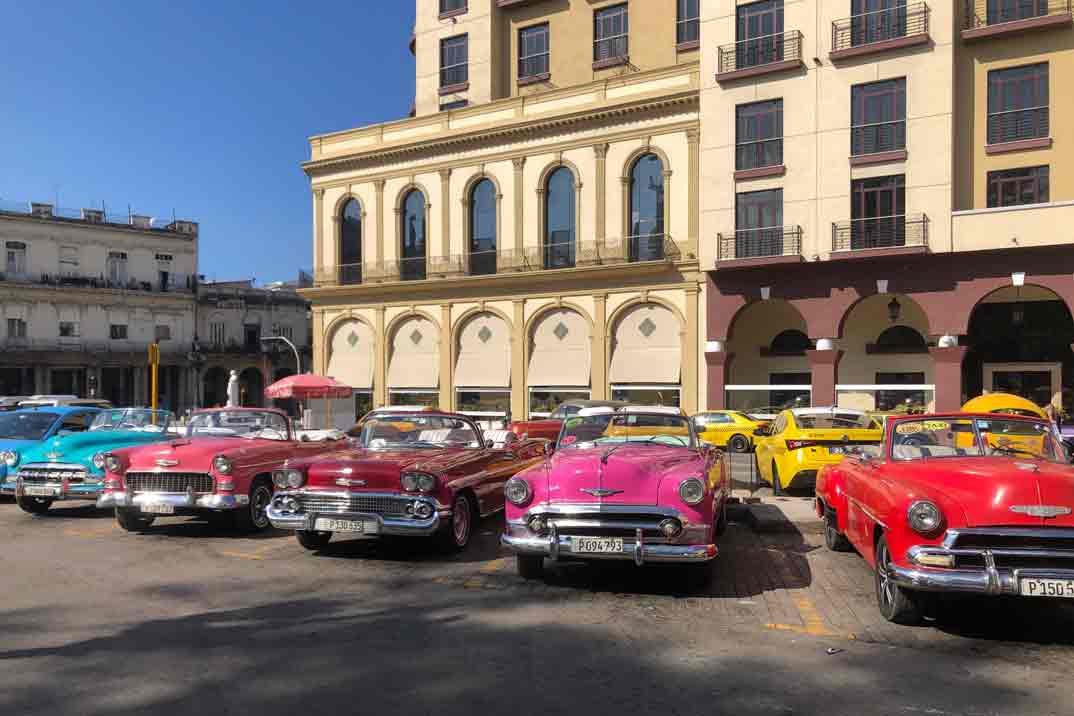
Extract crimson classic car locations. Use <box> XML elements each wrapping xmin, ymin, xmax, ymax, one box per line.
<box><xmin>816</xmin><ymin>412</ymin><xmax>1074</xmax><ymax>625</ymax></box>
<box><xmin>265</xmin><ymin>410</ymin><xmax>549</xmax><ymax>552</ymax></box>
<box><xmin>508</xmin><ymin>399</ymin><xmax>627</xmax><ymax>442</ymax></box>
<box><xmin>97</xmin><ymin>407</ymin><xmax>346</xmax><ymax>533</ymax></box>
<box><xmin>501</xmin><ymin>406</ymin><xmax>730</xmax><ymax>585</ymax></box>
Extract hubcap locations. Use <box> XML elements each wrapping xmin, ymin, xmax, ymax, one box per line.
<box><xmin>252</xmin><ymin>487</ymin><xmax>271</xmax><ymax>528</ymax></box>
<box><xmin>453</xmin><ymin>497</ymin><xmax>470</xmax><ymax>545</ymax></box>
<box><xmin>878</xmin><ymin>543</ymin><xmax>895</xmax><ymax>608</ymax></box>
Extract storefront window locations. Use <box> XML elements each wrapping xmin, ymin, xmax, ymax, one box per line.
<box><xmin>726</xmin><ymin>373</ymin><xmax>811</xmax><ymax>412</ymax></box>
<box><xmin>610</xmin><ymin>385</ymin><xmax>681</xmax><ymax>407</ymax></box>
<box><xmin>388</xmin><ymin>391</ymin><xmax>438</xmax><ymax>409</ymax></box>
<box><xmin>529</xmin><ymin>388</ymin><xmax>590</xmax><ymax>417</ymax></box>
<box><xmin>457</xmin><ymin>390</ymin><xmax>511</xmax><ymax>428</ymax></box>
<box><xmin>874</xmin><ymin>372</ymin><xmax>928</xmax><ymax>412</ymax></box>
<box><xmin>354</xmin><ymin>391</ymin><xmax>373</xmax><ymax>420</ymax></box>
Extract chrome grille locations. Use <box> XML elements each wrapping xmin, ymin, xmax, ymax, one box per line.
<box><xmin>543</xmin><ymin>509</ymin><xmax>673</xmax><ymax>539</ymax></box>
<box><xmin>18</xmin><ymin>466</ymin><xmax>87</xmax><ymax>483</ymax></box>
<box><xmin>948</xmin><ymin>528</ymin><xmax>1074</xmax><ymax>571</ymax></box>
<box><xmin>126</xmin><ymin>472</ymin><xmax>213</xmax><ymax>494</ymax></box>
<box><xmin>296</xmin><ymin>493</ymin><xmax>408</xmax><ymax>517</ymax></box>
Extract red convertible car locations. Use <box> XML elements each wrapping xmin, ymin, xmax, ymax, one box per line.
<box><xmin>266</xmin><ymin>410</ymin><xmax>549</xmax><ymax>552</ymax></box>
<box><xmin>508</xmin><ymin>400</ymin><xmax>627</xmax><ymax>442</ymax></box>
<box><xmin>816</xmin><ymin>412</ymin><xmax>1074</xmax><ymax>625</ymax></box>
<box><xmin>98</xmin><ymin>407</ymin><xmax>347</xmax><ymax>533</ymax></box>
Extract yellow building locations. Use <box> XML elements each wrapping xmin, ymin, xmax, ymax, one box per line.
<box><xmin>303</xmin><ymin>0</ymin><xmax>705</xmax><ymax>423</ymax></box>
<box><xmin>701</xmin><ymin>0</ymin><xmax>1074</xmax><ymax>416</ymax></box>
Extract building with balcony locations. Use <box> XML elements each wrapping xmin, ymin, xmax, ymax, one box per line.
<box><xmin>303</xmin><ymin>0</ymin><xmax>704</xmax><ymax>424</ymax></box>
<box><xmin>0</xmin><ymin>200</ymin><xmax>198</xmax><ymax>410</ymax></box>
<box><xmin>701</xmin><ymin>0</ymin><xmax>1074</xmax><ymax>417</ymax></box>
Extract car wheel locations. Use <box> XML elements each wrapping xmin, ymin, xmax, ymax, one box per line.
<box><xmin>714</xmin><ymin>498</ymin><xmax>729</xmax><ymax>537</ymax></box>
<box><xmin>728</xmin><ymin>434</ymin><xmax>750</xmax><ymax>453</ymax></box>
<box><xmin>875</xmin><ymin>535</ymin><xmax>924</xmax><ymax>625</ymax></box>
<box><xmin>16</xmin><ymin>495</ymin><xmax>52</xmax><ymax>515</ymax></box>
<box><xmin>517</xmin><ymin>555</ymin><xmax>544</xmax><ymax>580</ymax></box>
<box><xmin>823</xmin><ymin>512</ymin><xmax>852</xmax><ymax>552</ymax></box>
<box><xmin>296</xmin><ymin>530</ymin><xmax>332</xmax><ymax>551</ymax></box>
<box><xmin>439</xmin><ymin>493</ymin><xmax>474</xmax><ymax>552</ymax></box>
<box><xmin>771</xmin><ymin>463</ymin><xmax>784</xmax><ymax>495</ymax></box>
<box><xmin>115</xmin><ymin>508</ymin><xmax>155</xmax><ymax>532</ymax></box>
<box><xmin>234</xmin><ymin>479</ymin><xmax>273</xmax><ymax>533</ymax></box>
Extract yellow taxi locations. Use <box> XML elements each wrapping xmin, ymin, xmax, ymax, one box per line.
<box><xmin>692</xmin><ymin>410</ymin><xmax>768</xmax><ymax>453</ymax></box>
<box><xmin>753</xmin><ymin>408</ymin><xmax>883</xmax><ymax>494</ymax></box>
<box><xmin>960</xmin><ymin>393</ymin><xmax>1048</xmax><ymax>419</ymax></box>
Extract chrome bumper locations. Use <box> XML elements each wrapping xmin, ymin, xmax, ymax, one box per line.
<box><xmin>14</xmin><ymin>481</ymin><xmax>103</xmax><ymax>501</ymax></box>
<box><xmin>0</xmin><ymin>480</ymin><xmax>15</xmax><ymax>496</ymax></box>
<box><xmin>265</xmin><ymin>491</ymin><xmax>447</xmax><ymax>537</ymax></box>
<box><xmin>894</xmin><ymin>545</ymin><xmax>1074</xmax><ymax>595</ymax></box>
<box><xmin>501</xmin><ymin>524</ymin><xmax>717</xmax><ymax>565</ymax></box>
<box><xmin>97</xmin><ymin>491</ymin><xmax>246</xmax><ymax>510</ymax></box>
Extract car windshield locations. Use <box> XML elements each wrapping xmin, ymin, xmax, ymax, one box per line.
<box><xmin>358</xmin><ymin>414</ymin><xmax>481</xmax><ymax>449</ymax></box>
<box><xmin>187</xmin><ymin>410</ymin><xmax>290</xmax><ymax>441</ymax></box>
<box><xmin>558</xmin><ymin>413</ymin><xmax>697</xmax><ymax>450</ymax></box>
<box><xmin>90</xmin><ymin>409</ymin><xmax>171</xmax><ymax>432</ymax></box>
<box><xmin>795</xmin><ymin>412</ymin><xmax>877</xmax><ymax>430</ymax></box>
<box><xmin>890</xmin><ymin>417</ymin><xmax>1064</xmax><ymax>462</ymax></box>
<box><xmin>0</xmin><ymin>412</ymin><xmax>59</xmax><ymax>440</ymax></box>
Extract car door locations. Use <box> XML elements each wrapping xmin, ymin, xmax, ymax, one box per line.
<box><xmin>755</xmin><ymin>412</ymin><xmax>784</xmax><ymax>480</ymax></box>
<box><xmin>59</xmin><ymin>411</ymin><xmax>94</xmax><ymax>435</ymax></box>
<box><xmin>767</xmin><ymin>412</ymin><xmax>792</xmax><ymax>477</ymax></box>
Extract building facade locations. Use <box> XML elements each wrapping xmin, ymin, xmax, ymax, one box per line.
<box><xmin>304</xmin><ymin>0</ymin><xmax>705</xmax><ymax>424</ymax></box>
<box><xmin>0</xmin><ymin>201</ymin><xmax>199</xmax><ymax>411</ymax></box>
<box><xmin>701</xmin><ymin>0</ymin><xmax>1074</xmax><ymax>416</ymax></box>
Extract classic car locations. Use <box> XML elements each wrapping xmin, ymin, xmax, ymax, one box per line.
<box><xmin>692</xmin><ymin>410</ymin><xmax>769</xmax><ymax>452</ymax></box>
<box><xmin>501</xmin><ymin>406</ymin><xmax>730</xmax><ymax>585</ymax></box>
<box><xmin>10</xmin><ymin>408</ymin><xmax>173</xmax><ymax>514</ymax></box>
<box><xmin>816</xmin><ymin>412</ymin><xmax>1074</xmax><ymax>625</ymax></box>
<box><xmin>266</xmin><ymin>410</ymin><xmax>549</xmax><ymax>552</ymax></box>
<box><xmin>508</xmin><ymin>399</ymin><xmax>628</xmax><ymax>442</ymax></box>
<box><xmin>97</xmin><ymin>407</ymin><xmax>348</xmax><ymax>533</ymax></box>
<box><xmin>0</xmin><ymin>406</ymin><xmax>102</xmax><ymax>495</ymax></box>
<box><xmin>753</xmin><ymin>407</ymin><xmax>882</xmax><ymax>494</ymax></box>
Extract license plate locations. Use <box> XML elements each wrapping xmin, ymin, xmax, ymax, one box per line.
<box><xmin>314</xmin><ymin>517</ymin><xmax>371</xmax><ymax>533</ymax></box>
<box><xmin>141</xmin><ymin>503</ymin><xmax>175</xmax><ymax>515</ymax></box>
<box><xmin>573</xmin><ymin>536</ymin><xmax>624</xmax><ymax>554</ymax></box>
<box><xmin>23</xmin><ymin>485</ymin><xmax>58</xmax><ymax>497</ymax></box>
<box><xmin>828</xmin><ymin>446</ymin><xmax>845</xmax><ymax>454</ymax></box>
<box><xmin>1019</xmin><ymin>578</ymin><xmax>1074</xmax><ymax>598</ymax></box>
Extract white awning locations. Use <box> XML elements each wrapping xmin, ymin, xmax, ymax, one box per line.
<box><xmin>609</xmin><ymin>303</ymin><xmax>681</xmax><ymax>384</ymax></box>
<box><xmin>388</xmin><ymin>316</ymin><xmax>439</xmax><ymax>389</ymax></box>
<box><xmin>454</xmin><ymin>312</ymin><xmax>510</xmax><ymax>388</ymax></box>
<box><xmin>527</xmin><ymin>309</ymin><xmax>590</xmax><ymax>386</ymax></box>
<box><xmin>326</xmin><ymin>320</ymin><xmax>375</xmax><ymax>389</ymax></box>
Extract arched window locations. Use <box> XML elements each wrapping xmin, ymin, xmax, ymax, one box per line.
<box><xmin>544</xmin><ymin>167</ymin><xmax>576</xmax><ymax>269</ymax></box>
<box><xmin>769</xmin><ymin>329</ymin><xmax>811</xmax><ymax>355</ymax></box>
<box><xmin>629</xmin><ymin>153</ymin><xmax>665</xmax><ymax>261</ymax></box>
<box><xmin>339</xmin><ymin>199</ymin><xmax>362</xmax><ymax>285</ymax></box>
<box><xmin>470</xmin><ymin>179</ymin><xmax>497</xmax><ymax>276</ymax></box>
<box><xmin>401</xmin><ymin>189</ymin><xmax>426</xmax><ymax>281</ymax></box>
<box><xmin>874</xmin><ymin>325</ymin><xmax>927</xmax><ymax>353</ymax></box>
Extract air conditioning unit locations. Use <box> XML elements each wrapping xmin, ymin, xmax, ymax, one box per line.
<box><xmin>31</xmin><ymin>203</ymin><xmax>54</xmax><ymax>218</ymax></box>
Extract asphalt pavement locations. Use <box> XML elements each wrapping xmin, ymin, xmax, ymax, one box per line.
<box><xmin>1</xmin><ymin>497</ymin><xmax>1073</xmax><ymax>716</ymax></box>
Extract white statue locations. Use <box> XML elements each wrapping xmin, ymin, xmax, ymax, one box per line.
<box><xmin>226</xmin><ymin>370</ymin><xmax>240</xmax><ymax>407</ymax></box>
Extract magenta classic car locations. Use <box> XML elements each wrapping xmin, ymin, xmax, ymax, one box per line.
<box><xmin>266</xmin><ymin>410</ymin><xmax>549</xmax><ymax>552</ymax></box>
<box><xmin>501</xmin><ymin>407</ymin><xmax>730</xmax><ymax>584</ymax></box>
<box><xmin>97</xmin><ymin>407</ymin><xmax>347</xmax><ymax>533</ymax></box>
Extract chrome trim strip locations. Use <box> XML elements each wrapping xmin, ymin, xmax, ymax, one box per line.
<box><xmin>523</xmin><ymin>503</ymin><xmax>683</xmax><ymax>519</ymax></box>
<box><xmin>943</xmin><ymin>527</ymin><xmax>1074</xmax><ymax>549</ymax></box>
<box><xmin>274</xmin><ymin>489</ymin><xmax>449</xmax><ymax>511</ymax></box>
<box><xmin>266</xmin><ymin>504</ymin><xmax>442</xmax><ymax>537</ymax></box>
<box><xmin>502</xmin><ymin>532</ymin><xmax>717</xmax><ymax>564</ymax></box>
<box><xmin>97</xmin><ymin>491</ymin><xmax>241</xmax><ymax>510</ymax></box>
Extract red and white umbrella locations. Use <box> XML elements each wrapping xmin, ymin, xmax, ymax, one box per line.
<box><xmin>264</xmin><ymin>374</ymin><xmax>352</xmax><ymax>429</ymax></box>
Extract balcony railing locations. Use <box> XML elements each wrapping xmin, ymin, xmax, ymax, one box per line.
<box><xmin>717</xmin><ymin>30</ymin><xmax>803</xmax><ymax>78</ymax></box>
<box><xmin>987</xmin><ymin>106</ymin><xmax>1049</xmax><ymax>145</ymax></box>
<box><xmin>964</xmin><ymin>0</ymin><xmax>1071</xmax><ymax>30</ymax></box>
<box><xmin>717</xmin><ymin>226</ymin><xmax>803</xmax><ymax>262</ymax></box>
<box><xmin>736</xmin><ymin>137</ymin><xmax>783</xmax><ymax>171</ymax></box>
<box><xmin>0</xmin><ymin>269</ymin><xmax>195</xmax><ymax>293</ymax></box>
<box><xmin>311</xmin><ymin>236</ymin><xmax>682</xmax><ymax>287</ymax></box>
<box><xmin>832</xmin><ymin>2</ymin><xmax>930</xmax><ymax>53</ymax></box>
<box><xmin>851</xmin><ymin>119</ymin><xmax>906</xmax><ymax>156</ymax></box>
<box><xmin>832</xmin><ymin>214</ymin><xmax>929</xmax><ymax>252</ymax></box>
<box><xmin>0</xmin><ymin>199</ymin><xmax>195</xmax><ymax>235</ymax></box>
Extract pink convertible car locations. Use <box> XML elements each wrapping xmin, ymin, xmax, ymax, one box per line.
<box><xmin>501</xmin><ymin>407</ymin><xmax>730</xmax><ymax>585</ymax></box>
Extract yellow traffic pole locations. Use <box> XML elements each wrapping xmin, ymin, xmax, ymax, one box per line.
<box><xmin>148</xmin><ymin>343</ymin><xmax>160</xmax><ymax>424</ymax></box>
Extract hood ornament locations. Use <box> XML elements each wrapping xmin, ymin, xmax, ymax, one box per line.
<box><xmin>45</xmin><ymin>451</ymin><xmax>62</xmax><ymax>460</ymax></box>
<box><xmin>156</xmin><ymin>459</ymin><xmax>180</xmax><ymax>467</ymax></box>
<box><xmin>580</xmin><ymin>488</ymin><xmax>623</xmax><ymax>498</ymax></box>
<box><xmin>335</xmin><ymin>478</ymin><xmax>367</xmax><ymax>487</ymax></box>
<box><xmin>1010</xmin><ymin>505</ymin><xmax>1071</xmax><ymax>518</ymax></box>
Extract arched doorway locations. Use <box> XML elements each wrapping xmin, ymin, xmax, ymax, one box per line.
<box><xmin>838</xmin><ymin>293</ymin><xmax>932</xmax><ymax>412</ymax></box>
<box><xmin>455</xmin><ymin>311</ymin><xmax>511</xmax><ymax>427</ymax></box>
<box><xmin>339</xmin><ymin>198</ymin><xmax>362</xmax><ymax>285</ymax></box>
<box><xmin>544</xmin><ymin>167</ymin><xmax>576</xmax><ymax>269</ymax></box>
<box><xmin>965</xmin><ymin>285</ymin><xmax>1074</xmax><ymax>413</ymax></box>
<box><xmin>202</xmin><ymin>366</ymin><xmax>229</xmax><ymax>408</ymax></box>
<box><xmin>387</xmin><ymin>315</ymin><xmax>439</xmax><ymax>407</ymax></box>
<box><xmin>469</xmin><ymin>179</ymin><xmax>497</xmax><ymax>276</ymax></box>
<box><xmin>609</xmin><ymin>303</ymin><xmax>682</xmax><ymax>407</ymax></box>
<box><xmin>400</xmin><ymin>189</ymin><xmax>426</xmax><ymax>281</ymax></box>
<box><xmin>725</xmin><ymin>300</ymin><xmax>811</xmax><ymax>411</ymax></box>
<box><xmin>239</xmin><ymin>367</ymin><xmax>265</xmax><ymax>408</ymax></box>
<box><xmin>527</xmin><ymin>308</ymin><xmax>590</xmax><ymax>416</ymax></box>
<box><xmin>327</xmin><ymin>319</ymin><xmax>375</xmax><ymax>420</ymax></box>
<box><xmin>628</xmin><ymin>153</ymin><xmax>665</xmax><ymax>261</ymax></box>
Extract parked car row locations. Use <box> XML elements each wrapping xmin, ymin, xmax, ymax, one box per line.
<box><xmin>4</xmin><ymin>397</ymin><xmax>1074</xmax><ymax>629</ymax></box>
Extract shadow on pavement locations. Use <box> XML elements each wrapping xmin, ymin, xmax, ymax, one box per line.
<box><xmin>307</xmin><ymin>514</ymin><xmax>508</xmax><ymax>565</ymax></box>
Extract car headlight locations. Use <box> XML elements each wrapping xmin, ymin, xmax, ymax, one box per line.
<box><xmin>104</xmin><ymin>454</ymin><xmax>123</xmax><ymax>474</ymax></box>
<box><xmin>505</xmin><ymin>477</ymin><xmax>533</xmax><ymax>506</ymax></box>
<box><xmin>679</xmin><ymin>477</ymin><xmax>706</xmax><ymax>505</ymax></box>
<box><xmin>272</xmin><ymin>469</ymin><xmax>305</xmax><ymax>489</ymax></box>
<box><xmin>1</xmin><ymin>450</ymin><xmax>18</xmax><ymax>468</ymax></box>
<box><xmin>907</xmin><ymin>500</ymin><xmax>943</xmax><ymax>536</ymax></box>
<box><xmin>401</xmin><ymin>472</ymin><xmax>437</xmax><ymax>492</ymax></box>
<box><xmin>213</xmin><ymin>455</ymin><xmax>233</xmax><ymax>475</ymax></box>
<box><xmin>92</xmin><ymin>452</ymin><xmax>107</xmax><ymax>470</ymax></box>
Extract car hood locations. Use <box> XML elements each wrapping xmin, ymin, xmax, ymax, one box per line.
<box><xmin>883</xmin><ymin>457</ymin><xmax>1074</xmax><ymax>528</ymax></box>
<box><xmin>20</xmin><ymin>430</ymin><xmax>172</xmax><ymax>470</ymax></box>
<box><xmin>542</xmin><ymin>446</ymin><xmax>701</xmax><ymax>505</ymax></box>
<box><xmin>302</xmin><ymin>447</ymin><xmax>476</xmax><ymax>490</ymax></box>
<box><xmin>125</xmin><ymin>437</ymin><xmax>289</xmax><ymax>471</ymax></box>
<box><xmin>0</xmin><ymin>437</ymin><xmax>37</xmax><ymax>453</ymax></box>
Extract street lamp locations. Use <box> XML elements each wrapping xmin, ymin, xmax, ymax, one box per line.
<box><xmin>260</xmin><ymin>335</ymin><xmax>302</xmax><ymax>375</ymax></box>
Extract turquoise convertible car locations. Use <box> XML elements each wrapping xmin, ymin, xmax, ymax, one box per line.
<box><xmin>7</xmin><ymin>408</ymin><xmax>173</xmax><ymax>515</ymax></box>
<box><xmin>0</xmin><ymin>406</ymin><xmax>102</xmax><ymax>496</ymax></box>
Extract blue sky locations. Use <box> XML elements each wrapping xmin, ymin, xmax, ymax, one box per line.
<box><xmin>0</xmin><ymin>1</ymin><xmax>414</xmax><ymax>284</ymax></box>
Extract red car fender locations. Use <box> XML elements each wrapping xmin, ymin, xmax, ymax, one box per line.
<box><xmin>815</xmin><ymin>464</ymin><xmax>849</xmax><ymax>531</ymax></box>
